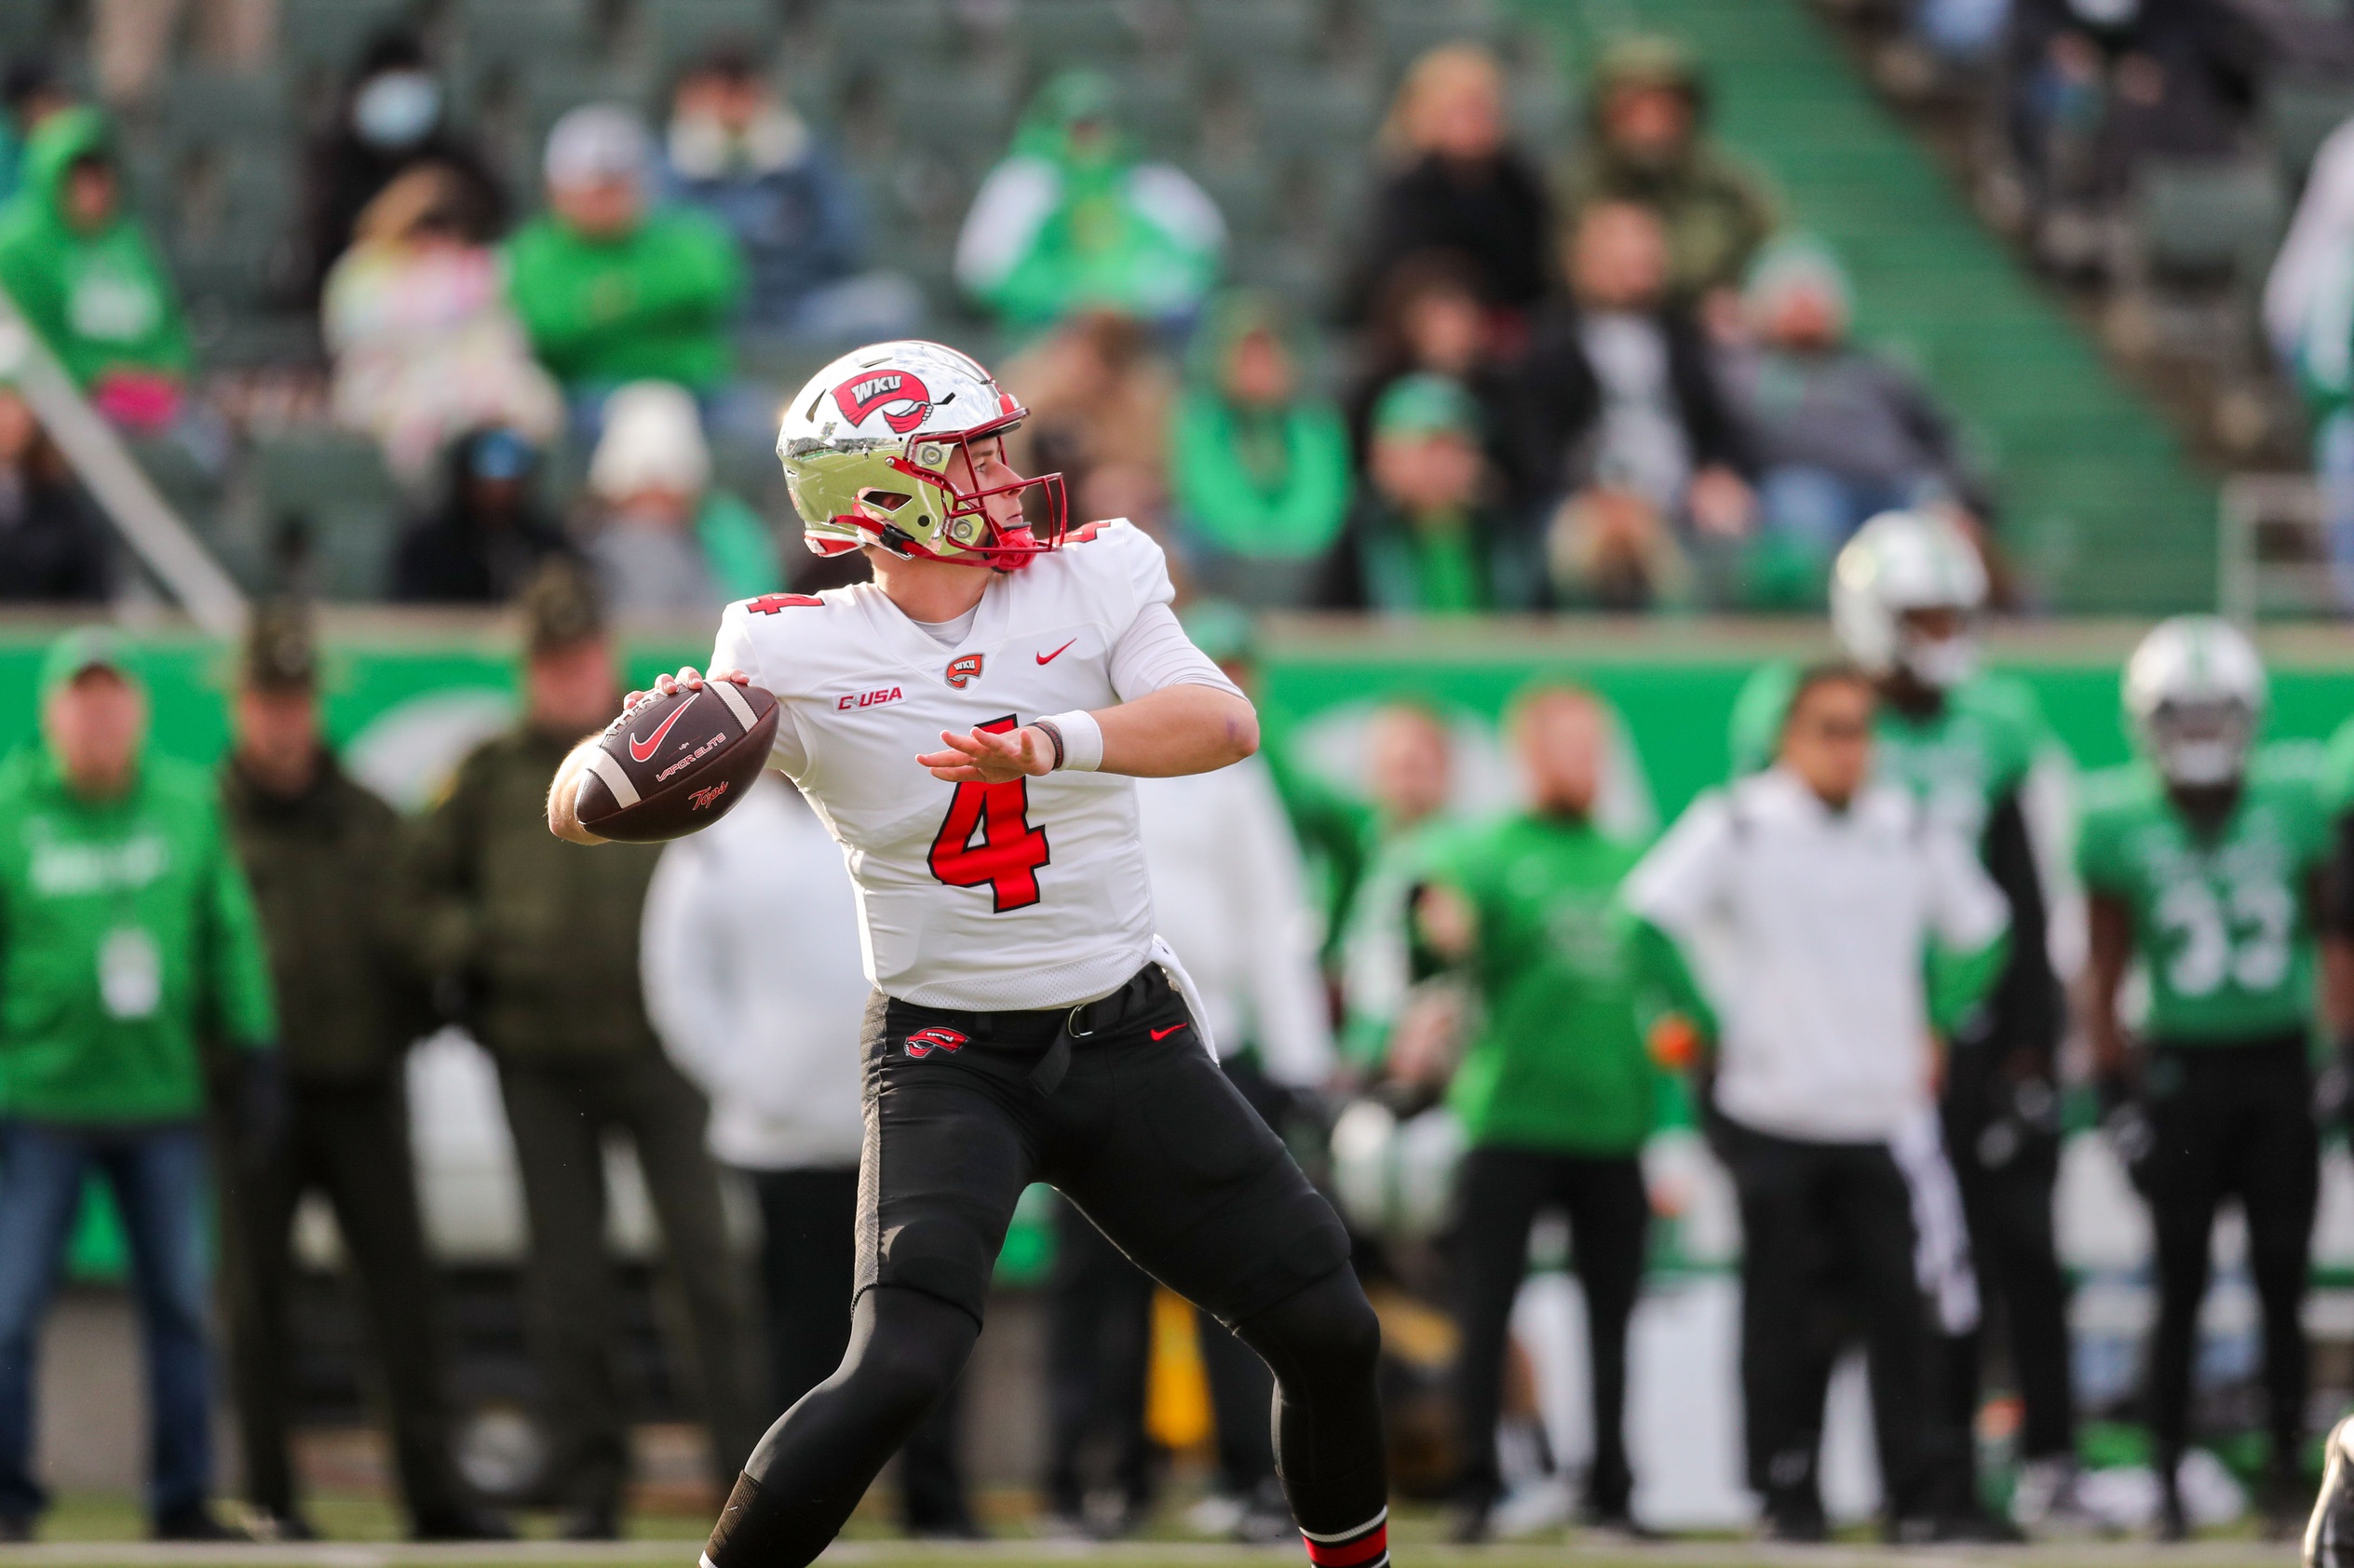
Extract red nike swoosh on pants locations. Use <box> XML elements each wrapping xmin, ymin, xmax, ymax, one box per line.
<box><xmin>628</xmin><ymin>696</ymin><xmax>696</xmax><ymax>762</ymax></box>
<box><xmin>1150</xmin><ymin>1023</ymin><xmax>1187</xmax><ymax>1041</ymax></box>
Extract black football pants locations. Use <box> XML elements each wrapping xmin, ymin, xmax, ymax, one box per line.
<box><xmin>2139</xmin><ymin>1035</ymin><xmax>2318</xmax><ymax>1477</ymax></box>
<box><xmin>705</xmin><ymin>966</ymin><xmax>1388</xmax><ymax>1568</ymax></box>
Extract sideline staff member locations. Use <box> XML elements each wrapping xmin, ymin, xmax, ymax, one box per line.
<box><xmin>1414</xmin><ymin>685</ymin><xmax>1656</xmax><ymax>1542</ymax></box>
<box><xmin>1624</xmin><ymin>663</ymin><xmax>2009</xmax><ymax>1542</ymax></box>
<box><xmin>2081</xmin><ymin>616</ymin><xmax>2339</xmax><ymax>1542</ymax></box>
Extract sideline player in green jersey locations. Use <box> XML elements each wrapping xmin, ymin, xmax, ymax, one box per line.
<box><xmin>1833</xmin><ymin>511</ymin><xmax>2080</xmax><ymax>1530</ymax></box>
<box><xmin>2081</xmin><ymin>616</ymin><xmax>2340</xmax><ymax>1541</ymax></box>
<box><xmin>1411</xmin><ymin>685</ymin><xmax>1657</xmax><ymax>1542</ymax></box>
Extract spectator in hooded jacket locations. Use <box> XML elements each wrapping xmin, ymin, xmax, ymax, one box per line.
<box><xmin>658</xmin><ymin>43</ymin><xmax>919</xmax><ymax>345</ymax></box>
<box><xmin>389</xmin><ymin>427</ymin><xmax>573</xmax><ymax>604</ymax></box>
<box><xmin>300</xmin><ymin>30</ymin><xmax>506</xmax><ymax>303</ymax></box>
<box><xmin>0</xmin><ymin>108</ymin><xmax>191</xmax><ymax>431</ymax></box>
<box><xmin>0</xmin><ymin>385</ymin><xmax>108</xmax><ymax>602</ymax></box>
<box><xmin>505</xmin><ymin>105</ymin><xmax>744</xmax><ymax>415</ymax></box>
<box><xmin>1170</xmin><ymin>291</ymin><xmax>1351</xmax><ymax>606</ymax></box>
<box><xmin>1718</xmin><ymin>237</ymin><xmax>1982</xmax><ymax>564</ymax></box>
<box><xmin>954</xmin><ymin>70</ymin><xmax>1224</xmax><ymax>331</ymax></box>
<box><xmin>1557</xmin><ymin>35</ymin><xmax>1776</xmax><ymax>310</ymax></box>
<box><xmin>323</xmin><ymin>166</ymin><xmax>561</xmax><ymax>485</ymax></box>
<box><xmin>1342</xmin><ymin>45</ymin><xmax>1552</xmax><ymax>331</ymax></box>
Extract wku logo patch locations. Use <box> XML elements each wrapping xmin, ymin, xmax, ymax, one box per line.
<box><xmin>945</xmin><ymin>653</ymin><xmax>984</xmax><ymax>689</ymax></box>
<box><xmin>832</xmin><ymin>370</ymin><xmax>934</xmax><ymax>435</ymax></box>
<box><xmin>747</xmin><ymin>593</ymin><xmax>824</xmax><ymax>614</ymax></box>
<box><xmin>904</xmin><ymin>1027</ymin><xmax>968</xmax><ymax>1058</ymax></box>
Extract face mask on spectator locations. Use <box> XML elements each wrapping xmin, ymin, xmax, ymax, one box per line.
<box><xmin>354</xmin><ymin>70</ymin><xmax>441</xmax><ymax>150</ymax></box>
<box><xmin>667</xmin><ymin>103</ymin><xmax>807</xmax><ymax>181</ymax></box>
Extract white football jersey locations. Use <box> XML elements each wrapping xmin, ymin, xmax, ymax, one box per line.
<box><xmin>710</xmin><ymin>520</ymin><xmax>1219</xmax><ymax>1011</ymax></box>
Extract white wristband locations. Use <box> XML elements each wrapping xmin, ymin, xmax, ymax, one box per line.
<box><xmin>1039</xmin><ymin>710</ymin><xmax>1103</xmax><ymax>772</ymax></box>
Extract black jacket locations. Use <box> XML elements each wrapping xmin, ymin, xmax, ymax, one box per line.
<box><xmin>1341</xmin><ymin>152</ymin><xmax>1554</xmax><ymax>322</ymax></box>
<box><xmin>1509</xmin><ymin>298</ymin><xmax>1751</xmax><ymax>510</ymax></box>
<box><xmin>0</xmin><ymin>471</ymin><xmax>110</xmax><ymax>602</ymax></box>
<box><xmin>389</xmin><ymin>504</ymin><xmax>573</xmax><ymax>604</ymax></box>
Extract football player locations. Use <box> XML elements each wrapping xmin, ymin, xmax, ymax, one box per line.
<box><xmin>546</xmin><ymin>342</ymin><xmax>1388</xmax><ymax>1568</ymax></box>
<box><xmin>1833</xmin><ymin>511</ymin><xmax>2080</xmax><ymax>1532</ymax></box>
<box><xmin>2081</xmin><ymin>617</ymin><xmax>2335</xmax><ymax>1540</ymax></box>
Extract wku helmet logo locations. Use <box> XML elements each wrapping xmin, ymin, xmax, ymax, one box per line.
<box><xmin>832</xmin><ymin>370</ymin><xmax>934</xmax><ymax>435</ymax></box>
<box><xmin>904</xmin><ymin>1027</ymin><xmax>968</xmax><ymax>1058</ymax></box>
<box><xmin>945</xmin><ymin>654</ymin><xmax>984</xmax><ymax>689</ymax></box>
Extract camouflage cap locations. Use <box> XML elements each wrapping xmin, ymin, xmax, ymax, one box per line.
<box><xmin>237</xmin><ymin>598</ymin><xmax>318</xmax><ymax>692</ymax></box>
<box><xmin>520</xmin><ymin>556</ymin><xmax>606</xmax><ymax>656</ymax></box>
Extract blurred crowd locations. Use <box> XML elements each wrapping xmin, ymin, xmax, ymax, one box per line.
<box><xmin>0</xmin><ymin>9</ymin><xmax>2002</xmax><ymax>615</ymax></box>
<box><xmin>5</xmin><ymin>504</ymin><xmax>2354</xmax><ymax>1543</ymax></box>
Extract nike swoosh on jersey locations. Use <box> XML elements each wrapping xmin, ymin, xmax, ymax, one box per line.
<box><xmin>628</xmin><ymin>696</ymin><xmax>697</xmax><ymax>762</ymax></box>
<box><xmin>1036</xmin><ymin>638</ymin><xmax>1078</xmax><ymax>665</ymax></box>
<box><xmin>1149</xmin><ymin>1023</ymin><xmax>1188</xmax><ymax>1041</ymax></box>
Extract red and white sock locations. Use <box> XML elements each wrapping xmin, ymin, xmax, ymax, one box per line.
<box><xmin>1301</xmin><ymin>1507</ymin><xmax>1388</xmax><ymax>1568</ymax></box>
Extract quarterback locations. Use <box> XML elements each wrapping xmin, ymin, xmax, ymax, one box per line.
<box><xmin>547</xmin><ymin>343</ymin><xmax>1387</xmax><ymax>1568</ymax></box>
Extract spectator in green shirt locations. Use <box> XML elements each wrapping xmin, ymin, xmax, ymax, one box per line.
<box><xmin>1322</xmin><ymin>374</ymin><xmax>1533</xmax><ymax>615</ymax></box>
<box><xmin>0</xmin><ymin>629</ymin><xmax>278</xmax><ymax>1542</ymax></box>
<box><xmin>0</xmin><ymin>107</ymin><xmax>193</xmax><ymax>430</ymax></box>
<box><xmin>1170</xmin><ymin>291</ymin><xmax>1351</xmax><ymax>607</ymax></box>
<box><xmin>1412</xmin><ymin>684</ymin><xmax>1657</xmax><ymax>1542</ymax></box>
<box><xmin>504</xmin><ymin>105</ymin><xmax>744</xmax><ymax>427</ymax></box>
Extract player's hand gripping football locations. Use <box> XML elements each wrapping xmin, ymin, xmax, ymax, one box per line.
<box><xmin>919</xmin><ymin>724</ymin><xmax>1053</xmax><ymax>784</ymax></box>
<box><xmin>630</xmin><ymin>666</ymin><xmax>751</xmax><ymax>710</ymax></box>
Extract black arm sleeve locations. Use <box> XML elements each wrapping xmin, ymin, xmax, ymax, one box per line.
<box><xmin>1972</xmin><ymin>788</ymin><xmax>2063</xmax><ymax>1065</ymax></box>
<box><xmin>2329</xmin><ymin>809</ymin><xmax>2354</xmax><ymax>939</ymax></box>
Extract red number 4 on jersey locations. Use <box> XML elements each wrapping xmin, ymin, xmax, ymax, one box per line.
<box><xmin>927</xmin><ymin>715</ymin><xmax>1051</xmax><ymax>912</ymax></box>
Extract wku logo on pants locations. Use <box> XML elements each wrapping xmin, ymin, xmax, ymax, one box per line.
<box><xmin>904</xmin><ymin>1027</ymin><xmax>968</xmax><ymax>1058</ymax></box>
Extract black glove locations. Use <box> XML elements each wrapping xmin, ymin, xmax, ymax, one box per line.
<box><xmin>232</xmin><ymin>1048</ymin><xmax>288</xmax><ymax>1174</ymax></box>
<box><xmin>2096</xmin><ymin>1066</ymin><xmax>2155</xmax><ymax>1190</ymax></box>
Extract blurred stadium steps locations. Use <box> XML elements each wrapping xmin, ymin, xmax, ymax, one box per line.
<box><xmin>1514</xmin><ymin>0</ymin><xmax>2222</xmax><ymax>613</ymax></box>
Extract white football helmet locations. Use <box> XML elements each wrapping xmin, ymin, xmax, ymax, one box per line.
<box><xmin>2124</xmin><ymin>615</ymin><xmax>2267</xmax><ymax>788</ymax></box>
<box><xmin>774</xmin><ymin>339</ymin><xmax>1069</xmax><ymax>568</ymax></box>
<box><xmin>1831</xmin><ymin>509</ymin><xmax>1989</xmax><ymax>689</ymax></box>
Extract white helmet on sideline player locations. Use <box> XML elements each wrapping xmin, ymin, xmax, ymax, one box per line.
<box><xmin>1831</xmin><ymin>509</ymin><xmax>1988</xmax><ymax>689</ymax></box>
<box><xmin>2124</xmin><ymin>615</ymin><xmax>2267</xmax><ymax>788</ymax></box>
<box><xmin>775</xmin><ymin>340</ymin><xmax>1069</xmax><ymax>569</ymax></box>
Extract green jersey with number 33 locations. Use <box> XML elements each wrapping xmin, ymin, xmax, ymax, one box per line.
<box><xmin>2075</xmin><ymin>746</ymin><xmax>2331</xmax><ymax>1044</ymax></box>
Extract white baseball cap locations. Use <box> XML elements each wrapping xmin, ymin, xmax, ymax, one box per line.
<box><xmin>544</xmin><ymin>103</ymin><xmax>650</xmax><ymax>189</ymax></box>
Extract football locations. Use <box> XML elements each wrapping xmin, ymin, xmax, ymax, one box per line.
<box><xmin>572</xmin><ymin>679</ymin><xmax>779</xmax><ymax>843</ymax></box>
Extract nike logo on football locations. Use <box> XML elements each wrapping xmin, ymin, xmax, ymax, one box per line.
<box><xmin>1149</xmin><ymin>1023</ymin><xmax>1188</xmax><ymax>1041</ymax></box>
<box><xmin>1037</xmin><ymin>638</ymin><xmax>1077</xmax><ymax>665</ymax></box>
<box><xmin>628</xmin><ymin>696</ymin><xmax>696</xmax><ymax>762</ymax></box>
